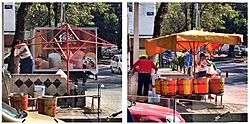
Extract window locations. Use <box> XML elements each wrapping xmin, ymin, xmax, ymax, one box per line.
<box><xmin>147</xmin><ymin>12</ymin><xmax>154</xmax><ymax>16</ymax></box>
<box><xmin>128</xmin><ymin>3</ymin><xmax>133</xmax><ymax>12</ymax></box>
<box><xmin>5</xmin><ymin>5</ymin><xmax>13</xmax><ymax>9</ymax></box>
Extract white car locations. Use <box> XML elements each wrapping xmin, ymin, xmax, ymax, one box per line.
<box><xmin>110</xmin><ymin>54</ymin><xmax>122</xmax><ymax>74</ymax></box>
<box><xmin>2</xmin><ymin>102</ymin><xmax>64</xmax><ymax>123</ymax></box>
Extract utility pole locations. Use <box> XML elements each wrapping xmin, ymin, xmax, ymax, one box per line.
<box><xmin>195</xmin><ymin>3</ymin><xmax>200</xmax><ymax>29</ymax></box>
<box><xmin>60</xmin><ymin>2</ymin><xmax>65</xmax><ymax>25</ymax></box>
<box><xmin>133</xmin><ymin>3</ymin><xmax>139</xmax><ymax>64</ymax></box>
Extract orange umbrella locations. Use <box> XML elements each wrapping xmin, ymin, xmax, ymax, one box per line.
<box><xmin>145</xmin><ymin>29</ymin><xmax>243</xmax><ymax>77</ymax></box>
<box><xmin>145</xmin><ymin>30</ymin><xmax>243</xmax><ymax>56</ymax></box>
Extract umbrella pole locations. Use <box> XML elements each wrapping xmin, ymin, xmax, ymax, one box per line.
<box><xmin>66</xmin><ymin>24</ymin><xmax>70</xmax><ymax>95</ymax></box>
<box><xmin>193</xmin><ymin>41</ymin><xmax>196</xmax><ymax>78</ymax></box>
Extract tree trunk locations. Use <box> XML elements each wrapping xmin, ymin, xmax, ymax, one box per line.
<box><xmin>184</xmin><ymin>3</ymin><xmax>188</xmax><ymax>31</ymax></box>
<box><xmin>228</xmin><ymin>45</ymin><xmax>235</xmax><ymax>57</ymax></box>
<box><xmin>46</xmin><ymin>3</ymin><xmax>51</xmax><ymax>27</ymax></box>
<box><xmin>53</xmin><ymin>3</ymin><xmax>58</xmax><ymax>27</ymax></box>
<box><xmin>153</xmin><ymin>3</ymin><xmax>168</xmax><ymax>38</ymax></box>
<box><xmin>7</xmin><ymin>3</ymin><xmax>33</xmax><ymax>74</ymax></box>
<box><xmin>190</xmin><ymin>3</ymin><xmax>194</xmax><ymax>30</ymax></box>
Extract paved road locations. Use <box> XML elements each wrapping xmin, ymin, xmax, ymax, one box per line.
<box><xmin>213</xmin><ymin>56</ymin><xmax>247</xmax><ymax>85</ymax></box>
<box><xmin>84</xmin><ymin>61</ymin><xmax>122</xmax><ymax>118</ymax></box>
<box><xmin>212</xmin><ymin>56</ymin><xmax>247</xmax><ymax>105</ymax></box>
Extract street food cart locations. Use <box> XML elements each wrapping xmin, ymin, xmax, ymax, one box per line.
<box><xmin>145</xmin><ymin>30</ymin><xmax>243</xmax><ymax>104</ymax></box>
<box><xmin>20</xmin><ymin>23</ymin><xmax>114</xmax><ymax>95</ymax></box>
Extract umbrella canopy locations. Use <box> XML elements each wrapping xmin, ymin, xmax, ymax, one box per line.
<box><xmin>145</xmin><ymin>30</ymin><xmax>243</xmax><ymax>56</ymax></box>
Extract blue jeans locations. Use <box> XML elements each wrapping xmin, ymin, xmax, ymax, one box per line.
<box><xmin>20</xmin><ymin>56</ymin><xmax>33</xmax><ymax>74</ymax></box>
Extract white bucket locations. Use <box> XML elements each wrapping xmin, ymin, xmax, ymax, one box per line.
<box><xmin>34</xmin><ymin>85</ymin><xmax>45</xmax><ymax>97</ymax></box>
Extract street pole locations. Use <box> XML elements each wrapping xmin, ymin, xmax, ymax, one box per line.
<box><xmin>195</xmin><ymin>3</ymin><xmax>200</xmax><ymax>29</ymax></box>
<box><xmin>133</xmin><ymin>2</ymin><xmax>139</xmax><ymax>64</ymax></box>
<box><xmin>97</xmin><ymin>83</ymin><xmax>101</xmax><ymax>122</ymax></box>
<box><xmin>60</xmin><ymin>2</ymin><xmax>65</xmax><ymax>25</ymax></box>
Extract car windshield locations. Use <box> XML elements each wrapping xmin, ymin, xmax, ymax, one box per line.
<box><xmin>2</xmin><ymin>102</ymin><xmax>27</xmax><ymax>119</ymax></box>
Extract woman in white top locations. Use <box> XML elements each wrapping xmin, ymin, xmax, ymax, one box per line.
<box><xmin>14</xmin><ymin>42</ymin><xmax>33</xmax><ymax>73</ymax></box>
<box><xmin>196</xmin><ymin>53</ymin><xmax>211</xmax><ymax>78</ymax></box>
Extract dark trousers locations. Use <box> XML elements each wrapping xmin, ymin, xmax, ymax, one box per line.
<box><xmin>20</xmin><ymin>56</ymin><xmax>33</xmax><ymax>74</ymax></box>
<box><xmin>137</xmin><ymin>73</ymin><xmax>151</xmax><ymax>96</ymax></box>
<box><xmin>196</xmin><ymin>71</ymin><xmax>207</xmax><ymax>78</ymax></box>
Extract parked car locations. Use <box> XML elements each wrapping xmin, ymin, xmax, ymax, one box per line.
<box><xmin>161</xmin><ymin>50</ymin><xmax>174</xmax><ymax>68</ymax></box>
<box><xmin>4</xmin><ymin>53</ymin><xmax>10</xmax><ymax>70</ymax></box>
<box><xmin>221</xmin><ymin>44</ymin><xmax>242</xmax><ymax>56</ymax></box>
<box><xmin>128</xmin><ymin>102</ymin><xmax>185</xmax><ymax>123</ymax></box>
<box><xmin>102</xmin><ymin>47</ymin><xmax>121</xmax><ymax>58</ymax></box>
<box><xmin>234</xmin><ymin>45</ymin><xmax>241</xmax><ymax>56</ymax></box>
<box><xmin>2</xmin><ymin>102</ymin><xmax>64</xmax><ymax>123</ymax></box>
<box><xmin>110</xmin><ymin>54</ymin><xmax>122</xmax><ymax>74</ymax></box>
<box><xmin>239</xmin><ymin>45</ymin><xmax>248</xmax><ymax>56</ymax></box>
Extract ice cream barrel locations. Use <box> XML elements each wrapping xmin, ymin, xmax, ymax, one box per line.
<box><xmin>209</xmin><ymin>77</ymin><xmax>224</xmax><ymax>94</ymax></box>
<box><xmin>161</xmin><ymin>79</ymin><xmax>177</xmax><ymax>96</ymax></box>
<box><xmin>193</xmin><ymin>77</ymin><xmax>209</xmax><ymax>94</ymax></box>
<box><xmin>9</xmin><ymin>93</ymin><xmax>28</xmax><ymax>111</ymax></box>
<box><xmin>177</xmin><ymin>79</ymin><xmax>193</xmax><ymax>95</ymax></box>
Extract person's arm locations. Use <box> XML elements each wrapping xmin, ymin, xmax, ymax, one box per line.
<box><xmin>151</xmin><ymin>61</ymin><xmax>158</xmax><ymax>72</ymax></box>
<box><xmin>14</xmin><ymin>48</ymin><xmax>19</xmax><ymax>57</ymax></box>
<box><xmin>18</xmin><ymin>45</ymin><xmax>28</xmax><ymax>56</ymax></box>
<box><xmin>206</xmin><ymin>59</ymin><xmax>212</xmax><ymax>65</ymax></box>
<box><xmin>132</xmin><ymin>60</ymin><xmax>140</xmax><ymax>73</ymax></box>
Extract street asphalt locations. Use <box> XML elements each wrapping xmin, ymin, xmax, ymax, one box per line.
<box><xmin>212</xmin><ymin>55</ymin><xmax>247</xmax><ymax>105</ymax></box>
<box><xmin>84</xmin><ymin>60</ymin><xmax>122</xmax><ymax>119</ymax></box>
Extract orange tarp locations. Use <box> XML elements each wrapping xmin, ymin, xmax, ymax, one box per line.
<box><xmin>145</xmin><ymin>30</ymin><xmax>243</xmax><ymax>56</ymax></box>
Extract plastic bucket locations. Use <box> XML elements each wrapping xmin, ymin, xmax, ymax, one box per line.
<box><xmin>44</xmin><ymin>96</ymin><xmax>57</xmax><ymax>117</ymax></box>
<box><xmin>37</xmin><ymin>96</ymin><xmax>57</xmax><ymax>117</ymax></box>
<box><xmin>177</xmin><ymin>79</ymin><xmax>193</xmax><ymax>95</ymax></box>
<box><xmin>209</xmin><ymin>77</ymin><xmax>224</xmax><ymax>94</ymax></box>
<box><xmin>34</xmin><ymin>85</ymin><xmax>45</xmax><ymax>98</ymax></box>
<box><xmin>161</xmin><ymin>79</ymin><xmax>177</xmax><ymax>96</ymax></box>
<box><xmin>193</xmin><ymin>78</ymin><xmax>209</xmax><ymax>94</ymax></box>
<box><xmin>37</xmin><ymin>96</ymin><xmax>45</xmax><ymax>114</ymax></box>
<box><xmin>9</xmin><ymin>94</ymin><xmax>28</xmax><ymax>111</ymax></box>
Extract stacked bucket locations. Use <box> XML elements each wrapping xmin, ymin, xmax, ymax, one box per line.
<box><xmin>155</xmin><ymin>76</ymin><xmax>224</xmax><ymax>96</ymax></box>
<box><xmin>37</xmin><ymin>96</ymin><xmax>57</xmax><ymax>117</ymax></box>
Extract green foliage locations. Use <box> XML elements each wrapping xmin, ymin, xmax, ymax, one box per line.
<box><xmin>16</xmin><ymin>2</ymin><xmax>122</xmax><ymax>48</ymax></box>
<box><xmin>160</xmin><ymin>2</ymin><xmax>247</xmax><ymax>45</ymax></box>
<box><xmin>161</xmin><ymin>3</ymin><xmax>187</xmax><ymax>35</ymax></box>
<box><xmin>26</xmin><ymin>3</ymin><xmax>49</xmax><ymax>29</ymax></box>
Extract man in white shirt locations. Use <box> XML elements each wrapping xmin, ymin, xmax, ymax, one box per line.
<box><xmin>14</xmin><ymin>42</ymin><xmax>33</xmax><ymax>74</ymax></box>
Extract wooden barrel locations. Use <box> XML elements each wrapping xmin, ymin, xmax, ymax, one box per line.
<box><xmin>37</xmin><ymin>97</ymin><xmax>45</xmax><ymax>114</ymax></box>
<box><xmin>155</xmin><ymin>79</ymin><xmax>162</xmax><ymax>94</ymax></box>
<box><xmin>209</xmin><ymin>77</ymin><xmax>224</xmax><ymax>94</ymax></box>
<box><xmin>44</xmin><ymin>96</ymin><xmax>57</xmax><ymax>117</ymax></box>
<box><xmin>161</xmin><ymin>79</ymin><xmax>177</xmax><ymax>96</ymax></box>
<box><xmin>177</xmin><ymin>79</ymin><xmax>193</xmax><ymax>95</ymax></box>
<box><xmin>9</xmin><ymin>94</ymin><xmax>28</xmax><ymax>111</ymax></box>
<box><xmin>193</xmin><ymin>78</ymin><xmax>209</xmax><ymax>94</ymax></box>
